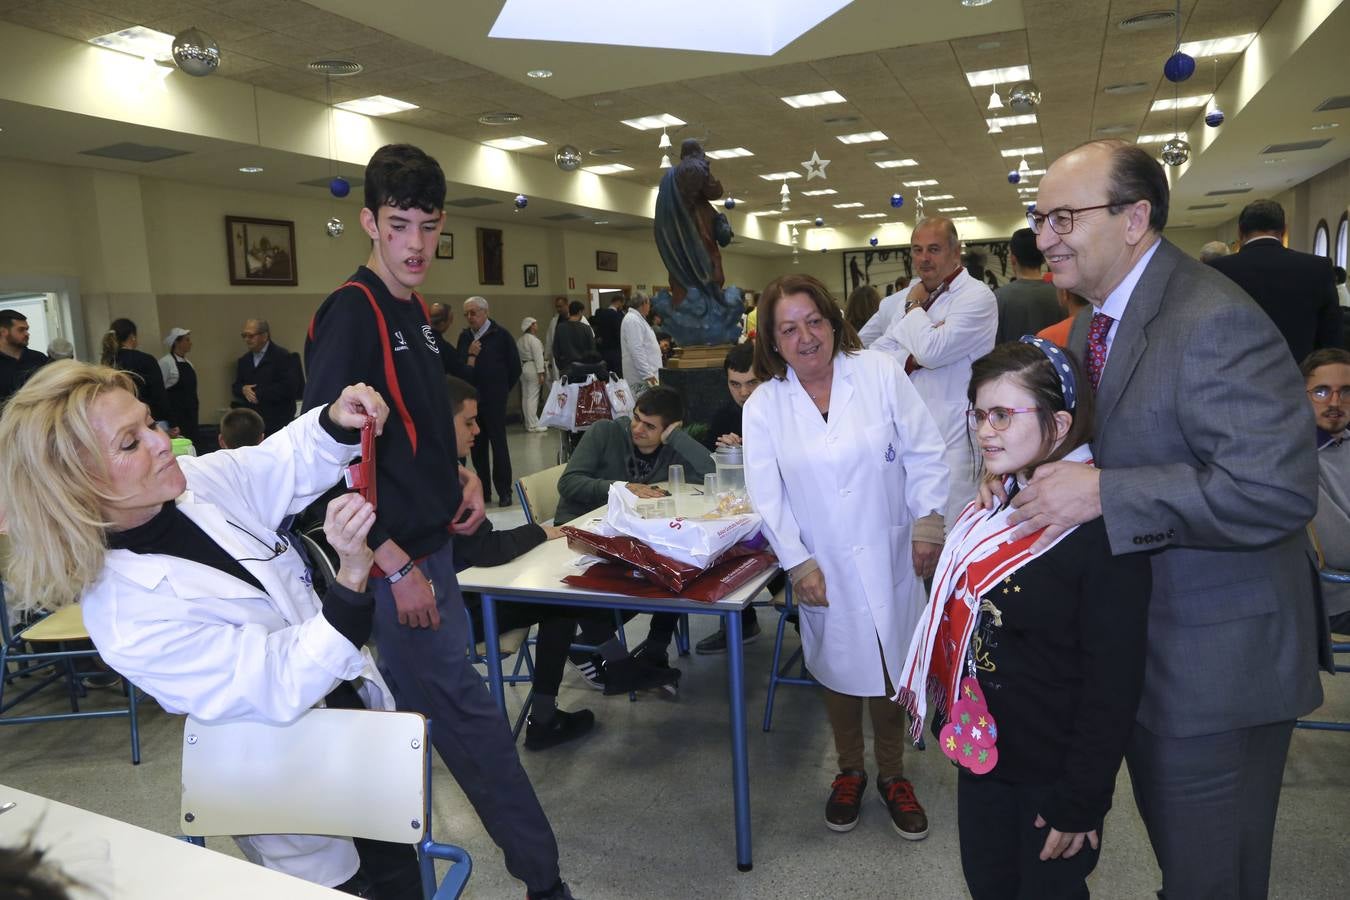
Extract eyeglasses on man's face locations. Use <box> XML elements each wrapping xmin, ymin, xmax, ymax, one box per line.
<box><xmin>1026</xmin><ymin>202</ymin><xmax>1130</xmax><ymax>235</ymax></box>
<box><xmin>1308</xmin><ymin>385</ymin><xmax>1350</xmax><ymax>403</ymax></box>
<box><xmin>966</xmin><ymin>407</ymin><xmax>1039</xmax><ymax>431</ymax></box>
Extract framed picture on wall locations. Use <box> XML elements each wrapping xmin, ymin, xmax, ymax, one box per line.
<box><xmin>477</xmin><ymin>227</ymin><xmax>504</xmax><ymax>285</ymax></box>
<box><xmin>595</xmin><ymin>250</ymin><xmax>618</xmax><ymax>272</ymax></box>
<box><xmin>225</xmin><ymin>216</ymin><xmax>298</xmax><ymax>286</ymax></box>
<box><xmin>523</xmin><ymin>264</ymin><xmax>539</xmax><ymax>288</ymax></box>
<box><xmin>436</xmin><ymin>232</ymin><xmax>454</xmax><ymax>259</ymax></box>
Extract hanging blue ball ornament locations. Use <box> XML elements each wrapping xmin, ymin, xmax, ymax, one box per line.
<box><xmin>329</xmin><ymin>176</ymin><xmax>350</xmax><ymax>199</ymax></box>
<box><xmin>514</xmin><ymin>194</ymin><xmax>528</xmax><ymax>210</ymax></box>
<box><xmin>1204</xmin><ymin>108</ymin><xmax>1225</xmax><ymax>127</ymax></box>
<box><xmin>1008</xmin><ymin>170</ymin><xmax>1021</xmax><ymax>184</ymax></box>
<box><xmin>1163</xmin><ymin>52</ymin><xmax>1195</xmax><ymax>83</ymax></box>
<box><xmin>724</xmin><ymin>197</ymin><xmax>736</xmax><ymax>209</ymax></box>
<box><xmin>814</xmin><ymin>216</ymin><xmax>824</xmax><ymax>227</ymax></box>
<box><xmin>890</xmin><ymin>192</ymin><xmax>904</xmax><ymax>209</ymax></box>
<box><xmin>869</xmin><ymin>237</ymin><xmax>879</xmax><ymax>247</ymax></box>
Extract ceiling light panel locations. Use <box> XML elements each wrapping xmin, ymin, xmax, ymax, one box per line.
<box><xmin>987</xmin><ymin>113</ymin><xmax>1037</xmax><ymax>128</ymax></box>
<box><xmin>781</xmin><ymin>90</ymin><xmax>847</xmax><ymax>108</ymax></box>
<box><xmin>758</xmin><ymin>171</ymin><xmax>803</xmax><ymax>180</ymax></box>
<box><xmin>1178</xmin><ymin>33</ymin><xmax>1256</xmax><ymax>57</ymax></box>
<box><xmin>88</xmin><ymin>26</ymin><xmax>174</xmax><ymax>60</ymax></box>
<box><xmin>620</xmin><ymin>113</ymin><xmax>686</xmax><ymax>130</ymax></box>
<box><xmin>581</xmin><ymin>163</ymin><xmax>635</xmax><ymax>175</ymax></box>
<box><xmin>750</xmin><ymin>210</ymin><xmax>782</xmax><ymax>217</ymax></box>
<box><xmin>874</xmin><ymin>159</ymin><xmax>919</xmax><ymax>168</ymax></box>
<box><xmin>334</xmin><ymin>95</ymin><xmax>419</xmax><ymax>116</ymax></box>
<box><xmin>705</xmin><ymin>147</ymin><xmax>755</xmax><ymax>159</ymax></box>
<box><xmin>482</xmin><ymin>135</ymin><xmax>547</xmax><ymax>151</ymax></box>
<box><xmin>903</xmin><ymin>179</ymin><xmax>939</xmax><ymax>187</ymax></box>
<box><xmin>924</xmin><ymin>194</ymin><xmax>955</xmax><ymax>201</ymax></box>
<box><xmin>835</xmin><ymin>131</ymin><xmax>888</xmax><ymax>144</ymax></box>
<box><xmin>938</xmin><ymin>206</ymin><xmax>968</xmax><ymax>212</ymax></box>
<box><xmin>1022</xmin><ymin>168</ymin><xmax>1046</xmax><ymax>177</ymax></box>
<box><xmin>802</xmin><ymin>188</ymin><xmax>838</xmax><ymax>196</ymax></box>
<box><xmin>965</xmin><ymin>65</ymin><xmax>1031</xmax><ymax>88</ymax></box>
<box><xmin>832</xmin><ymin>202</ymin><xmax>864</xmax><ymax>208</ymax></box>
<box><xmin>858</xmin><ymin>213</ymin><xmax>887</xmax><ymax>219</ymax></box>
<box><xmin>1136</xmin><ymin>133</ymin><xmax>1174</xmax><ymax>143</ymax></box>
<box><xmin>1150</xmin><ymin>95</ymin><xmax>1211</xmax><ymax>112</ymax></box>
<box><xmin>1000</xmin><ymin>146</ymin><xmax>1042</xmax><ymax>157</ymax></box>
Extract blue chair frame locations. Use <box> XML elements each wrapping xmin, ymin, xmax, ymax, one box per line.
<box><xmin>1296</xmin><ymin>567</ymin><xmax>1350</xmax><ymax>733</ymax></box>
<box><xmin>762</xmin><ymin>581</ymin><xmax>818</xmax><ymax>732</ymax></box>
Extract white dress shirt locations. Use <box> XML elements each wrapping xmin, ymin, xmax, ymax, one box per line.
<box><xmin>1096</xmin><ymin>238</ymin><xmax>1161</xmax><ymax>364</ymax></box>
<box><xmin>621</xmin><ymin>308</ymin><xmax>662</xmax><ymax>384</ymax></box>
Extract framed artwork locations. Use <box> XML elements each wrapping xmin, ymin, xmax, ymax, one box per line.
<box><xmin>476</xmin><ymin>227</ymin><xmax>504</xmax><ymax>285</ymax></box>
<box><xmin>225</xmin><ymin>216</ymin><xmax>297</xmax><ymax>286</ymax></box>
<box><xmin>436</xmin><ymin>232</ymin><xmax>454</xmax><ymax>259</ymax></box>
<box><xmin>595</xmin><ymin>250</ymin><xmax>619</xmax><ymax>272</ymax></box>
<box><xmin>523</xmin><ymin>264</ymin><xmax>539</xmax><ymax>288</ymax></box>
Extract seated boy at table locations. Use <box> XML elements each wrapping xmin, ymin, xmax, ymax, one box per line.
<box><xmin>447</xmin><ymin>377</ymin><xmax>678</xmax><ymax>749</ymax></box>
<box><xmin>555</xmin><ymin>386</ymin><xmax>714</xmax><ymax>684</ymax></box>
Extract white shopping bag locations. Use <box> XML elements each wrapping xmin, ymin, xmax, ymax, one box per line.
<box><xmin>595</xmin><ymin>484</ymin><xmax>761</xmax><ymax>569</ymax></box>
<box><xmin>537</xmin><ymin>378</ymin><xmax>577</xmax><ymax>430</ymax></box>
<box><xmin>605</xmin><ymin>375</ymin><xmax>635</xmax><ymax>419</ymax></box>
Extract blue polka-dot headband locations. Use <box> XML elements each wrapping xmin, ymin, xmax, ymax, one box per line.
<box><xmin>1019</xmin><ymin>335</ymin><xmax>1077</xmax><ymax>411</ymax></box>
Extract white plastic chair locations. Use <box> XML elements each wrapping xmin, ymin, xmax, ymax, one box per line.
<box><xmin>179</xmin><ymin>707</ymin><xmax>471</xmax><ymax>899</ymax></box>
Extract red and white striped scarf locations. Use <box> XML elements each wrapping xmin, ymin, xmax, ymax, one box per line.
<box><xmin>894</xmin><ymin>444</ymin><xmax>1094</xmax><ymax>743</ymax></box>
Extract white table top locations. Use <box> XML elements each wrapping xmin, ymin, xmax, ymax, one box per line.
<box><xmin>0</xmin><ymin>783</ymin><xmax>346</xmax><ymax>899</ymax></box>
<box><xmin>457</xmin><ymin>510</ymin><xmax>777</xmax><ymax>612</ymax></box>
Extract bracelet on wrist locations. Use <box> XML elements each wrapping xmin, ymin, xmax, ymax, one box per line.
<box><xmin>385</xmin><ymin>559</ymin><xmax>416</xmax><ymax>585</ymax></box>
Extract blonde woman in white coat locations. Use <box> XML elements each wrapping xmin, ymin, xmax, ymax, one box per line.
<box><xmin>518</xmin><ymin>316</ymin><xmax>548</xmax><ymax>432</ymax></box>
<box><xmin>0</xmin><ymin>361</ymin><xmax>420</xmax><ymax>896</ymax></box>
<box><xmin>743</xmin><ymin>274</ymin><xmax>948</xmax><ymax>841</ymax></box>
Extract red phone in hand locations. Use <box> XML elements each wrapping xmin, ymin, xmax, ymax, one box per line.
<box><xmin>344</xmin><ymin>416</ymin><xmax>377</xmax><ymax>510</ymax></box>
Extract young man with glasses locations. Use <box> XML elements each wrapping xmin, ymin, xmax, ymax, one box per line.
<box><xmin>1004</xmin><ymin>139</ymin><xmax>1326</xmax><ymax>900</ymax></box>
<box><xmin>1303</xmin><ymin>347</ymin><xmax>1350</xmax><ymax>633</ymax></box>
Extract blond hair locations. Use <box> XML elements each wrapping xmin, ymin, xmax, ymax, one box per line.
<box><xmin>0</xmin><ymin>362</ymin><xmax>134</xmax><ymax>612</ymax></box>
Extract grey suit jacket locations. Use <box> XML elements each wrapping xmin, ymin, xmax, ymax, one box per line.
<box><xmin>1068</xmin><ymin>238</ymin><xmax>1329</xmax><ymax>738</ymax></box>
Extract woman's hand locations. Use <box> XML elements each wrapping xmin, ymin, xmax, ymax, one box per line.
<box><xmin>324</xmin><ymin>493</ymin><xmax>377</xmax><ymax>592</ymax></box>
<box><xmin>1034</xmin><ymin>815</ymin><xmax>1100</xmax><ymax>861</ymax></box>
<box><xmin>329</xmin><ymin>383</ymin><xmax>389</xmax><ymax>435</ymax></box>
<box><xmin>794</xmin><ymin>568</ymin><xmax>829</xmax><ymax>607</ymax></box>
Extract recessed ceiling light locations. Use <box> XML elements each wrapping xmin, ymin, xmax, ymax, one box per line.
<box><xmin>1137</xmin><ymin>133</ymin><xmax>1173</xmax><ymax>143</ymax></box>
<box><xmin>238</xmin><ymin>166</ymin><xmax>264</xmax><ymax>174</ymax></box>
<box><xmin>938</xmin><ymin>206</ymin><xmax>968</xmax><ymax>212</ymax></box>
<box><xmin>482</xmin><ymin>135</ymin><xmax>547</xmax><ymax>151</ymax></box>
<box><xmin>334</xmin><ymin>95</ymin><xmax>419</xmax><ymax>116</ymax></box>
<box><xmin>1263</xmin><ymin>157</ymin><xmax>1286</xmax><ymax>164</ymax></box>
<box><xmin>620</xmin><ymin>113</ymin><xmax>685</xmax><ymax>131</ymax></box>
<box><xmin>987</xmin><ymin>113</ymin><xmax>1037</xmax><ymax>128</ymax></box>
<box><xmin>802</xmin><ymin>188</ymin><xmax>837</xmax><ymax>196</ymax></box>
<box><xmin>581</xmin><ymin>163</ymin><xmax>635</xmax><ymax>175</ymax></box>
<box><xmin>1104</xmin><ymin>81</ymin><xmax>1149</xmax><ymax>95</ymax></box>
<box><xmin>874</xmin><ymin>159</ymin><xmax>919</xmax><ymax>169</ymax></box>
<box><xmin>924</xmin><ymin>194</ymin><xmax>955</xmax><ymax>201</ymax></box>
<box><xmin>705</xmin><ymin>147</ymin><xmax>755</xmax><ymax>159</ymax></box>
<box><xmin>782</xmin><ymin>218</ymin><xmax>813</xmax><ymax>225</ymax></box>
<box><xmin>758</xmin><ymin>171</ymin><xmax>803</xmax><ymax>180</ymax></box>
<box><xmin>1312</xmin><ymin>122</ymin><xmax>1341</xmax><ymax>131</ymax></box>
<box><xmin>903</xmin><ymin>179</ymin><xmax>939</xmax><ymax>187</ymax></box>
<box><xmin>965</xmin><ymin>66</ymin><xmax>1030</xmax><ymax>88</ymax></box>
<box><xmin>751</xmin><ymin>210</ymin><xmax>782</xmax><ymax>217</ymax></box>
<box><xmin>588</xmin><ymin>146</ymin><xmax>625</xmax><ymax>156</ymax></box>
<box><xmin>833</xmin><ymin>202</ymin><xmax>864</xmax><ymax>208</ymax></box>
<box><xmin>526</xmin><ymin>68</ymin><xmax>553</xmax><ymax>78</ymax></box>
<box><xmin>961</xmin><ymin>0</ymin><xmax>994</xmax><ymax>7</ymax></box>
<box><xmin>1151</xmin><ymin>95</ymin><xmax>1211</xmax><ymax>112</ymax></box>
<box><xmin>1096</xmin><ymin>123</ymin><xmax>1134</xmax><ymax>135</ymax></box>
<box><xmin>780</xmin><ymin>90</ymin><xmax>846</xmax><ymax>109</ymax></box>
<box><xmin>822</xmin><ymin>114</ymin><xmax>861</xmax><ymax>125</ymax></box>
<box><xmin>592</xmin><ymin>98</ymin><xmax>614</xmax><ymax>108</ymax></box>
<box><xmin>976</xmin><ymin>40</ymin><xmax>1002</xmax><ymax>50</ymax></box>
<box><xmin>478</xmin><ymin>111</ymin><xmax>523</xmax><ymax>125</ymax></box>
<box><xmin>593</xmin><ymin>220</ymin><xmax>609</xmax><ymax>225</ymax></box>
<box><xmin>951</xmin><ymin>215</ymin><xmax>978</xmax><ymax>221</ymax></box>
<box><xmin>1022</xmin><ymin>168</ymin><xmax>1046</xmax><ymax>176</ymax></box>
<box><xmin>1000</xmin><ymin>146</ymin><xmax>1042</xmax><ymax>157</ymax></box>
<box><xmin>836</xmin><ymin>131</ymin><xmax>887</xmax><ymax>144</ymax></box>
<box><xmin>88</xmin><ymin>25</ymin><xmax>174</xmax><ymax>60</ymax></box>
<box><xmin>1018</xmin><ymin>186</ymin><xmax>1039</xmax><ymax>193</ymax></box>
<box><xmin>1179</xmin><ymin>33</ymin><xmax>1256</xmax><ymax>57</ymax></box>
<box><xmin>858</xmin><ymin>212</ymin><xmax>887</xmax><ymax>219</ymax></box>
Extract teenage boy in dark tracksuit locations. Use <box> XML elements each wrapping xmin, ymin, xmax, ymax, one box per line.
<box><xmin>302</xmin><ymin>143</ymin><xmax>577</xmax><ymax>900</ymax></box>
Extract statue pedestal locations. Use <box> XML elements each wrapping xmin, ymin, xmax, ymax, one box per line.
<box><xmin>659</xmin><ymin>363</ymin><xmax>728</xmax><ymax>437</ymax></box>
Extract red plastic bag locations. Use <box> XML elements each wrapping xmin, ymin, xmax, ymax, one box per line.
<box><xmin>573</xmin><ymin>378</ymin><xmax>612</xmax><ymax>429</ymax></box>
<box><xmin>561</xmin><ymin>526</ymin><xmax>774</xmax><ymax>597</ymax></box>
<box><xmin>563</xmin><ymin>550</ymin><xmax>775</xmax><ymax>603</ymax></box>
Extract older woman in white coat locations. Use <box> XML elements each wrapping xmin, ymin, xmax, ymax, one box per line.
<box><xmin>742</xmin><ymin>274</ymin><xmax>948</xmax><ymax>840</ymax></box>
<box><xmin>517</xmin><ymin>316</ymin><xmax>548</xmax><ymax>432</ymax></box>
<box><xmin>0</xmin><ymin>362</ymin><xmax>420</xmax><ymax>899</ymax></box>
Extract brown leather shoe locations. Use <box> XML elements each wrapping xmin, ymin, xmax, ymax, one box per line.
<box><xmin>877</xmin><ymin>776</ymin><xmax>929</xmax><ymax>840</ymax></box>
<box><xmin>825</xmin><ymin>770</ymin><xmax>867</xmax><ymax>832</ymax></box>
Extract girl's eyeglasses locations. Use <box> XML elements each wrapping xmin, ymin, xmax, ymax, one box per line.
<box><xmin>966</xmin><ymin>407</ymin><xmax>1039</xmax><ymax>431</ymax></box>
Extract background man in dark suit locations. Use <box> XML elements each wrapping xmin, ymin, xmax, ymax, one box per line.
<box><xmin>590</xmin><ymin>294</ymin><xmax>625</xmax><ymax>376</ymax></box>
<box><xmin>1009</xmin><ymin>140</ymin><xmax>1327</xmax><ymax>900</ymax></box>
<box><xmin>1210</xmin><ymin>199</ymin><xmax>1342</xmax><ymax>362</ymax></box>
<box><xmin>232</xmin><ymin>318</ymin><xmax>303</xmax><ymax>435</ymax></box>
<box><xmin>458</xmin><ymin>296</ymin><xmax>521</xmax><ymax>507</ymax></box>
<box><xmin>0</xmin><ymin>309</ymin><xmax>49</xmax><ymax>405</ymax></box>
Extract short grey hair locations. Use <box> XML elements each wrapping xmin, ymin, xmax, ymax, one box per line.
<box><xmin>1198</xmin><ymin>240</ymin><xmax>1231</xmax><ymax>264</ymax></box>
<box><xmin>47</xmin><ymin>337</ymin><xmax>75</xmax><ymax>360</ymax></box>
<box><xmin>912</xmin><ymin>217</ymin><xmax>960</xmax><ymax>250</ymax></box>
<box><xmin>464</xmin><ymin>296</ymin><xmax>489</xmax><ymax>312</ymax></box>
<box><xmin>631</xmin><ymin>292</ymin><xmax>651</xmax><ymax>309</ymax></box>
<box><xmin>245</xmin><ymin>318</ymin><xmax>270</xmax><ymax>335</ymax></box>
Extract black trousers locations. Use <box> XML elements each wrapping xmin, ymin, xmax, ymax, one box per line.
<box><xmin>576</xmin><ymin>610</ymin><xmax>677</xmax><ymax>649</ymax></box>
<box><xmin>470</xmin><ymin>396</ymin><xmax>513</xmax><ymax>501</ymax></box>
<box><xmin>469</xmin><ymin>600</ymin><xmax>617</xmax><ymax>697</ymax></box>
<box><xmin>958</xmin><ymin>772</ymin><xmax>1101</xmax><ymax>900</ymax></box>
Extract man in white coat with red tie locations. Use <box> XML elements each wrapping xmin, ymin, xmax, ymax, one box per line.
<box><xmin>872</xmin><ymin>218</ymin><xmax>998</xmax><ymax>528</ymax></box>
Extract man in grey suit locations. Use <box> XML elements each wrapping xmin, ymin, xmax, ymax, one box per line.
<box><xmin>1005</xmin><ymin>140</ymin><xmax>1329</xmax><ymax>899</ymax></box>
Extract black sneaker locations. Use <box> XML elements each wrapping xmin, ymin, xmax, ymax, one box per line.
<box><xmin>527</xmin><ymin>879</ymin><xmax>578</xmax><ymax>900</ymax></box>
<box><xmin>498</xmin><ymin>495</ymin><xmax>512</xmax><ymax>507</ymax></box>
<box><xmin>601</xmin><ymin>655</ymin><xmax>681</xmax><ymax>696</ymax></box>
<box><xmin>694</xmin><ymin>618</ymin><xmax>762</xmax><ymax>655</ymax></box>
<box><xmin>628</xmin><ymin>640</ymin><xmax>681</xmax><ymax>697</ymax></box>
<box><xmin>566</xmin><ymin>651</ymin><xmax>606</xmax><ymax>691</ymax></box>
<box><xmin>523</xmin><ymin>708</ymin><xmax>595</xmax><ymax>751</ymax></box>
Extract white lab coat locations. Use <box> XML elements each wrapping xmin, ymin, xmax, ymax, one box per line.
<box><xmin>621</xmin><ymin>308</ymin><xmax>662</xmax><ymax>384</ymax></box>
<box><xmin>856</xmin><ymin>290</ymin><xmax>907</xmax><ymax>348</ymax></box>
<box><xmin>742</xmin><ymin>350</ymin><xmax>948</xmax><ymax>696</ymax></box>
<box><xmin>871</xmin><ymin>267</ymin><xmax>997</xmax><ymax>526</ymax></box>
<box><xmin>518</xmin><ymin>331</ymin><xmax>546</xmax><ymax>430</ymax></box>
<box><xmin>81</xmin><ymin>405</ymin><xmax>392</xmax><ymax>889</ymax></box>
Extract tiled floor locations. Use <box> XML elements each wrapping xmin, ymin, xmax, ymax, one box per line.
<box><xmin>2</xmin><ymin>423</ymin><xmax>1347</xmax><ymax>898</ymax></box>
